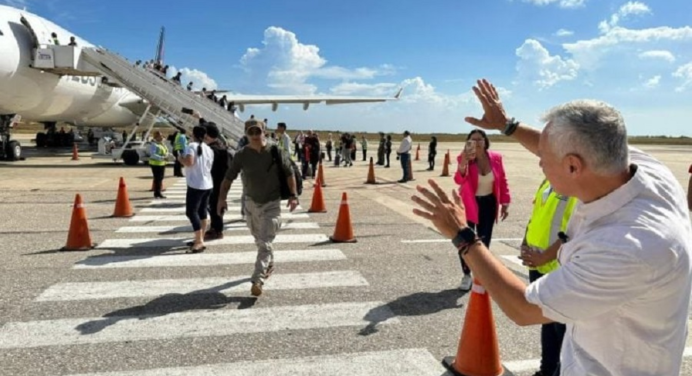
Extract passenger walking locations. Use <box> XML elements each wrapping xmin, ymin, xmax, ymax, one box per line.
<box><xmin>427</xmin><ymin>136</ymin><xmax>437</xmax><ymax>170</ymax></box>
<box><xmin>148</xmin><ymin>131</ymin><xmax>168</xmax><ymax>199</ymax></box>
<box><xmin>204</xmin><ymin>123</ymin><xmax>231</xmax><ymax>241</ymax></box>
<box><xmin>453</xmin><ymin>129</ymin><xmax>510</xmax><ymax>290</ymax></box>
<box><xmin>218</xmin><ymin>119</ymin><xmax>299</xmax><ymax>297</ymax></box>
<box><xmin>177</xmin><ymin>126</ymin><xmax>214</xmax><ymax>253</ymax></box>
<box><xmin>385</xmin><ymin>134</ymin><xmax>392</xmax><ymax>168</ymax></box>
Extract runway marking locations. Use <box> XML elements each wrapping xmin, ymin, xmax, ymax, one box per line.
<box><xmin>74</xmin><ymin>249</ymin><xmax>347</xmax><ymax>269</ymax></box>
<box><xmin>400</xmin><ymin>237</ymin><xmax>522</xmax><ymax>244</ymax></box>
<box><xmin>116</xmin><ymin>222</ymin><xmax>319</xmax><ymax>233</ymax></box>
<box><xmin>97</xmin><ymin>234</ymin><xmax>329</xmax><ymax>249</ymax></box>
<box><xmin>36</xmin><ymin>271</ymin><xmax>369</xmax><ymax>301</ymax></box>
<box><xmin>0</xmin><ymin>301</ymin><xmax>399</xmax><ymax>349</ymax></box>
<box><xmin>61</xmin><ymin>348</ymin><xmax>447</xmax><ymax>376</ymax></box>
<box><xmin>129</xmin><ymin>213</ymin><xmax>310</xmax><ymax>222</ymax></box>
<box><xmin>501</xmin><ymin>255</ymin><xmax>524</xmax><ymax>267</ymax></box>
<box><xmin>140</xmin><ymin>205</ymin><xmax>302</xmax><ymax>213</ymax></box>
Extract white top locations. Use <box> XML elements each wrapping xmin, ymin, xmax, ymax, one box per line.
<box><xmin>476</xmin><ymin>170</ymin><xmax>494</xmax><ymax>196</ymax></box>
<box><xmin>525</xmin><ymin>147</ymin><xmax>692</xmax><ymax>376</ymax></box>
<box><xmin>183</xmin><ymin>142</ymin><xmax>214</xmax><ymax>190</ymax></box>
<box><xmin>398</xmin><ymin>136</ymin><xmax>412</xmax><ymax>154</ymax></box>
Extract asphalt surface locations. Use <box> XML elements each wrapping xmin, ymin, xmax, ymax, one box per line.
<box><xmin>1</xmin><ymin>139</ymin><xmax>692</xmax><ymax>375</ymax></box>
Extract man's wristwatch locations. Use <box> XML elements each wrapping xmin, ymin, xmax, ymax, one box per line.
<box><xmin>503</xmin><ymin>117</ymin><xmax>520</xmax><ymax>136</ymax></box>
<box><xmin>452</xmin><ymin>227</ymin><xmax>482</xmax><ymax>255</ymax></box>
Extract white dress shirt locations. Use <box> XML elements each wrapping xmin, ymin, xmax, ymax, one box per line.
<box><xmin>525</xmin><ymin>146</ymin><xmax>692</xmax><ymax>376</ymax></box>
<box><xmin>398</xmin><ymin>136</ymin><xmax>412</xmax><ymax>154</ymax></box>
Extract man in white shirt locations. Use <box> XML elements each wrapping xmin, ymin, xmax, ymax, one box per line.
<box><xmin>411</xmin><ymin>79</ymin><xmax>692</xmax><ymax>376</ymax></box>
<box><xmin>397</xmin><ymin>130</ymin><xmax>413</xmax><ymax>183</ymax></box>
<box><xmin>276</xmin><ymin>122</ymin><xmax>292</xmax><ymax>156</ymax></box>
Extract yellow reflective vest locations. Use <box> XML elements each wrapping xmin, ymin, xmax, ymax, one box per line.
<box><xmin>148</xmin><ymin>142</ymin><xmax>168</xmax><ymax>167</ymax></box>
<box><xmin>525</xmin><ymin>179</ymin><xmax>578</xmax><ymax>274</ymax></box>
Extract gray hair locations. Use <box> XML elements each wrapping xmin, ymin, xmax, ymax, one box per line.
<box><xmin>542</xmin><ymin>100</ymin><xmax>629</xmax><ymax>176</ymax></box>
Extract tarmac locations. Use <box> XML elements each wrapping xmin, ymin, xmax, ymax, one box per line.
<box><xmin>1</xmin><ymin>136</ymin><xmax>692</xmax><ymax>376</ymax></box>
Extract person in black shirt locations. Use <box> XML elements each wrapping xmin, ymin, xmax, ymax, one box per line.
<box><xmin>203</xmin><ymin>122</ymin><xmax>232</xmax><ymax>240</ymax></box>
<box><xmin>427</xmin><ymin>136</ymin><xmax>438</xmax><ymax>170</ymax></box>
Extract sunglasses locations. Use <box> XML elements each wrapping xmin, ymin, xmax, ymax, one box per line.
<box><xmin>246</xmin><ymin>127</ymin><xmax>262</xmax><ymax>136</ymax></box>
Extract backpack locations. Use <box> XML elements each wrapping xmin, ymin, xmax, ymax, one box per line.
<box><xmin>270</xmin><ymin>145</ymin><xmax>303</xmax><ymax>199</ymax></box>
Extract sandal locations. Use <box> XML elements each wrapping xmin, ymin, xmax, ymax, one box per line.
<box><xmin>186</xmin><ymin>246</ymin><xmax>206</xmax><ymax>254</ymax></box>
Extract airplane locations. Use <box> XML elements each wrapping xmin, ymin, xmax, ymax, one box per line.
<box><xmin>0</xmin><ymin>4</ymin><xmax>401</xmax><ymax>161</ymax></box>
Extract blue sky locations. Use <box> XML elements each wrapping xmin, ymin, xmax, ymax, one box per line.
<box><xmin>6</xmin><ymin>0</ymin><xmax>692</xmax><ymax>136</ymax></box>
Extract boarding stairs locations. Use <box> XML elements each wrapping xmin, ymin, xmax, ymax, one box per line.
<box><xmin>79</xmin><ymin>48</ymin><xmax>245</xmax><ymax>148</ymax></box>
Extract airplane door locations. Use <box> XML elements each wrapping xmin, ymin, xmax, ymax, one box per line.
<box><xmin>19</xmin><ymin>15</ymin><xmax>39</xmax><ymax>49</ymax></box>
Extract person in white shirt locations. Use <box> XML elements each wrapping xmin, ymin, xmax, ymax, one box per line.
<box><xmin>177</xmin><ymin>125</ymin><xmax>214</xmax><ymax>254</ymax></box>
<box><xmin>276</xmin><ymin>122</ymin><xmax>292</xmax><ymax>156</ymax></box>
<box><xmin>411</xmin><ymin>79</ymin><xmax>692</xmax><ymax>376</ymax></box>
<box><xmin>396</xmin><ymin>131</ymin><xmax>412</xmax><ymax>182</ymax></box>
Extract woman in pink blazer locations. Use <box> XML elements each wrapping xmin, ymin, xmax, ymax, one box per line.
<box><xmin>453</xmin><ymin>129</ymin><xmax>511</xmax><ymax>290</ymax></box>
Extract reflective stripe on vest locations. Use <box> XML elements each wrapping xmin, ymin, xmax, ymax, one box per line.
<box><xmin>525</xmin><ymin>179</ymin><xmax>578</xmax><ymax>274</ymax></box>
<box><xmin>149</xmin><ymin>143</ymin><xmax>168</xmax><ymax>166</ymax></box>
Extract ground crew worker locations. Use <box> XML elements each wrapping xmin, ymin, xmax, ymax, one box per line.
<box><xmin>148</xmin><ymin>131</ymin><xmax>169</xmax><ymax>199</ymax></box>
<box><xmin>173</xmin><ymin>130</ymin><xmax>186</xmax><ymax>177</ymax></box>
<box><xmin>519</xmin><ymin>178</ymin><xmax>578</xmax><ymax>376</ymax></box>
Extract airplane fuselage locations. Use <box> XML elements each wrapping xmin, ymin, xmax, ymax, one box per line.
<box><xmin>0</xmin><ymin>5</ymin><xmax>140</xmax><ymax>126</ymax></box>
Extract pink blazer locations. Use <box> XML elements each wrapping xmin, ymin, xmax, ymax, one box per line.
<box><xmin>453</xmin><ymin>150</ymin><xmax>511</xmax><ymax>224</ymax></box>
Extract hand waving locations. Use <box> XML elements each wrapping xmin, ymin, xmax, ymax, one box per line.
<box><xmin>411</xmin><ymin>179</ymin><xmax>468</xmax><ymax>239</ymax></box>
<box><xmin>465</xmin><ymin>79</ymin><xmax>509</xmax><ymax>131</ymax></box>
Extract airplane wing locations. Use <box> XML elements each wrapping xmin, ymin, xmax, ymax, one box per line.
<box><xmin>225</xmin><ymin>88</ymin><xmax>403</xmax><ymax>111</ymax></box>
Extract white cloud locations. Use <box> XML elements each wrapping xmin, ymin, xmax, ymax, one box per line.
<box><xmin>638</xmin><ymin>50</ymin><xmax>675</xmax><ymax>62</ymax></box>
<box><xmin>238</xmin><ymin>26</ymin><xmax>395</xmax><ymax>95</ymax></box>
<box><xmin>178</xmin><ymin>68</ymin><xmax>218</xmax><ymax>91</ymax></box>
<box><xmin>598</xmin><ymin>1</ymin><xmax>651</xmax><ymax>33</ymax></box>
<box><xmin>643</xmin><ymin>75</ymin><xmax>660</xmax><ymax>88</ymax></box>
<box><xmin>521</xmin><ymin>0</ymin><xmax>586</xmax><ymax>9</ymax></box>
<box><xmin>555</xmin><ymin>29</ymin><xmax>574</xmax><ymax>37</ymax></box>
<box><xmin>515</xmin><ymin>39</ymin><xmax>579</xmax><ymax>89</ymax></box>
<box><xmin>563</xmin><ymin>26</ymin><xmax>692</xmax><ymax>70</ymax></box>
<box><xmin>673</xmin><ymin>62</ymin><xmax>692</xmax><ymax>92</ymax></box>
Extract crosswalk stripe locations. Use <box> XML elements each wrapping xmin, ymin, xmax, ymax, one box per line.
<box><xmin>36</xmin><ymin>271</ymin><xmax>369</xmax><ymax>301</ymax></box>
<box><xmin>0</xmin><ymin>301</ymin><xmax>399</xmax><ymax>349</ymax></box>
<box><xmin>74</xmin><ymin>249</ymin><xmax>347</xmax><ymax>269</ymax></box>
<box><xmin>97</xmin><ymin>234</ymin><xmax>328</xmax><ymax>249</ymax></box>
<box><xmin>140</xmin><ymin>205</ymin><xmax>302</xmax><ymax>213</ymax></box>
<box><xmin>164</xmin><ymin>189</ymin><xmax>243</xmax><ymax>194</ymax></box>
<box><xmin>61</xmin><ymin>348</ymin><xmax>447</xmax><ymax>376</ymax></box>
<box><xmin>116</xmin><ymin>222</ymin><xmax>319</xmax><ymax>233</ymax></box>
<box><xmin>129</xmin><ymin>213</ymin><xmax>310</xmax><ymax>221</ymax></box>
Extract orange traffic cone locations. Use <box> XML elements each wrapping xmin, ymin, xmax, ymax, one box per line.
<box><xmin>308</xmin><ymin>181</ymin><xmax>327</xmax><ymax>213</ymax></box>
<box><xmin>329</xmin><ymin>192</ymin><xmax>356</xmax><ymax>243</ymax></box>
<box><xmin>315</xmin><ymin>161</ymin><xmax>327</xmax><ymax>187</ymax></box>
<box><xmin>442</xmin><ymin>278</ymin><xmax>508</xmax><ymax>376</ymax></box>
<box><xmin>441</xmin><ymin>152</ymin><xmax>450</xmax><ymax>177</ymax></box>
<box><xmin>71</xmin><ymin>143</ymin><xmax>79</xmax><ymax>161</ymax></box>
<box><xmin>113</xmin><ymin>177</ymin><xmax>134</xmax><ymax>217</ymax></box>
<box><xmin>415</xmin><ymin>144</ymin><xmax>420</xmax><ymax>161</ymax></box>
<box><xmin>365</xmin><ymin>157</ymin><xmax>377</xmax><ymax>184</ymax></box>
<box><xmin>61</xmin><ymin>194</ymin><xmax>96</xmax><ymax>251</ymax></box>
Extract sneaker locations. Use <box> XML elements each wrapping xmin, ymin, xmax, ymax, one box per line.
<box><xmin>460</xmin><ymin>274</ymin><xmax>472</xmax><ymax>291</ymax></box>
<box><xmin>251</xmin><ymin>282</ymin><xmax>263</xmax><ymax>297</ymax></box>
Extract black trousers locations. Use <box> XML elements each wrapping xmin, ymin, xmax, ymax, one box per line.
<box><xmin>186</xmin><ymin>187</ymin><xmax>211</xmax><ymax>232</ymax></box>
<box><xmin>459</xmin><ymin>194</ymin><xmax>497</xmax><ymax>275</ymax></box>
<box><xmin>208</xmin><ymin>187</ymin><xmax>223</xmax><ymax>233</ymax></box>
<box><xmin>428</xmin><ymin>152</ymin><xmax>436</xmax><ymax>169</ymax></box>
<box><xmin>530</xmin><ymin>269</ymin><xmax>566</xmax><ymax>376</ymax></box>
<box><xmin>172</xmin><ymin>151</ymin><xmax>183</xmax><ymax>177</ymax></box>
<box><xmin>362</xmin><ymin>149</ymin><xmax>367</xmax><ymax>161</ymax></box>
<box><xmin>150</xmin><ymin>165</ymin><xmax>165</xmax><ymax>198</ymax></box>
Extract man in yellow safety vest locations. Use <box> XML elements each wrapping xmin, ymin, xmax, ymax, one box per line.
<box><xmin>519</xmin><ymin>178</ymin><xmax>578</xmax><ymax>376</ymax></box>
<box><xmin>148</xmin><ymin>131</ymin><xmax>169</xmax><ymax>199</ymax></box>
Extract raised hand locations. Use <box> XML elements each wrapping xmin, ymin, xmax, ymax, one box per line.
<box><xmin>411</xmin><ymin>179</ymin><xmax>468</xmax><ymax>239</ymax></box>
<box><xmin>464</xmin><ymin>79</ymin><xmax>509</xmax><ymax>131</ymax></box>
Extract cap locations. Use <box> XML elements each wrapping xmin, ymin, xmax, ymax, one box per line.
<box><xmin>245</xmin><ymin>119</ymin><xmax>265</xmax><ymax>132</ymax></box>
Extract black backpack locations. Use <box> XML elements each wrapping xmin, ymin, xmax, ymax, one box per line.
<box><xmin>270</xmin><ymin>145</ymin><xmax>303</xmax><ymax>199</ymax></box>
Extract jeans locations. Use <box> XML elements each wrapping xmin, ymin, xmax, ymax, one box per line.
<box><xmin>399</xmin><ymin>152</ymin><xmax>411</xmax><ymax>181</ymax></box>
<box><xmin>530</xmin><ymin>269</ymin><xmax>566</xmax><ymax>376</ymax></box>
<box><xmin>185</xmin><ymin>186</ymin><xmax>211</xmax><ymax>231</ymax></box>
<box><xmin>459</xmin><ymin>194</ymin><xmax>497</xmax><ymax>275</ymax></box>
<box><xmin>208</xmin><ymin>187</ymin><xmax>223</xmax><ymax>233</ymax></box>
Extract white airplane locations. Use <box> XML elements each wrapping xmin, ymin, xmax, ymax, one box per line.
<box><xmin>0</xmin><ymin>4</ymin><xmax>401</xmax><ymax>161</ymax></box>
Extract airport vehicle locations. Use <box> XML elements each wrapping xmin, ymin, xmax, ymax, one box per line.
<box><xmin>0</xmin><ymin>4</ymin><xmax>401</xmax><ymax>163</ymax></box>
